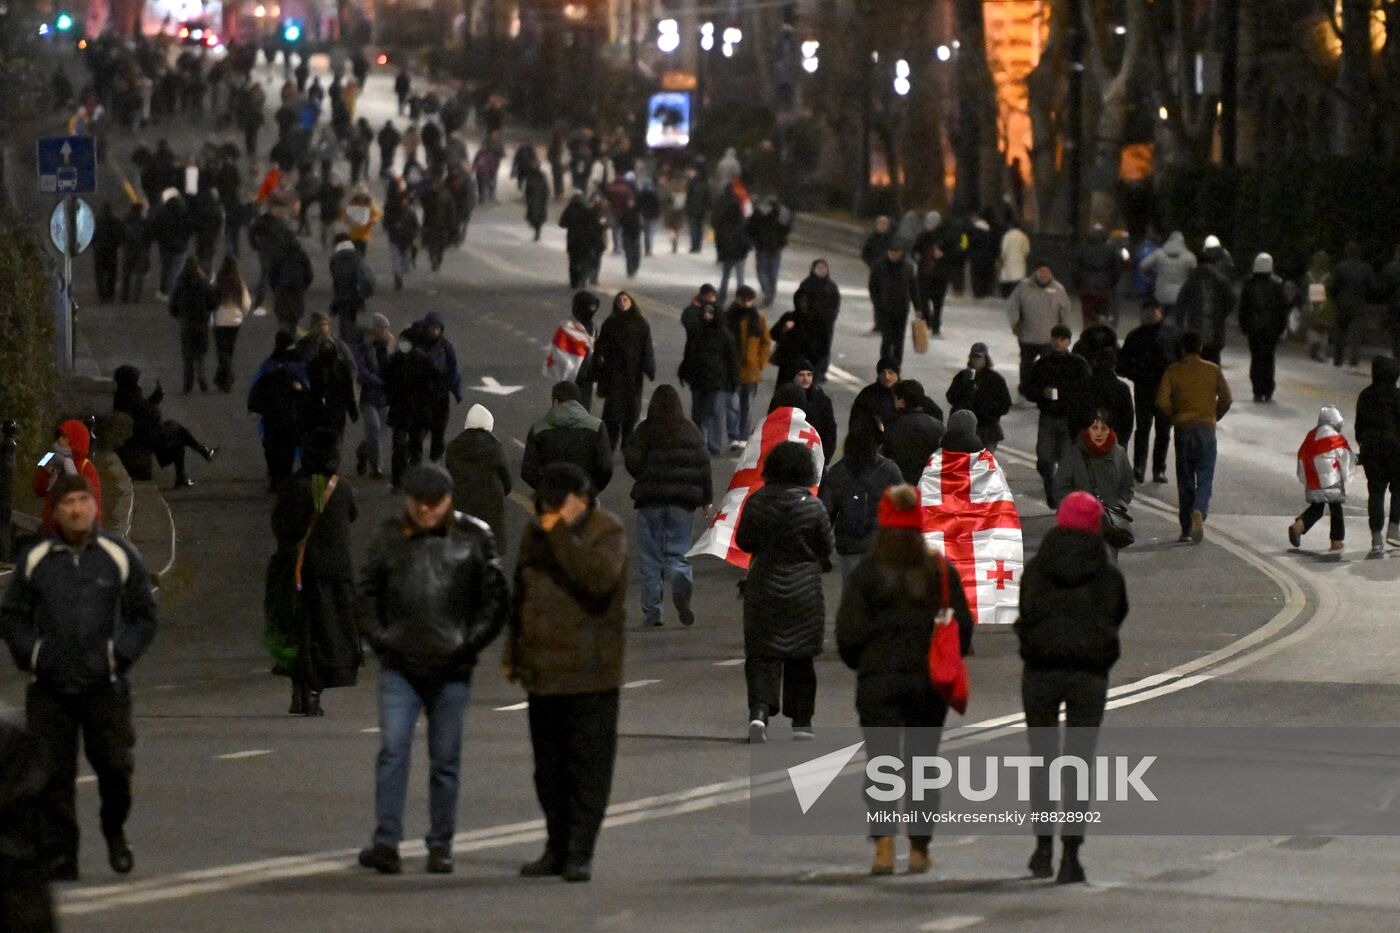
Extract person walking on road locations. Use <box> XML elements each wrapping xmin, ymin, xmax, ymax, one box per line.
<box><xmin>820</xmin><ymin>415</ymin><xmax>903</xmax><ymax>580</ymax></box>
<box><xmin>356</xmin><ymin>464</ymin><xmax>508</xmax><ymax>876</ymax></box>
<box><xmin>769</xmin><ymin>289</ymin><xmax>828</xmax><ymax>388</ymax></box>
<box><xmin>1330</xmin><ymin>241</ymin><xmax>1376</xmax><ymax>369</ymax></box>
<box><xmin>836</xmin><ymin>484</ymin><xmax>973</xmax><ymax>876</ymax></box>
<box><xmin>853</xmin><ymin>359</ymin><xmax>901</xmax><ymax>429</ymax></box>
<box><xmin>303</xmin><ymin>336</ymin><xmax>360</xmax><ymax>446</ymax></box>
<box><xmin>748</xmin><ymin>196</ymin><xmax>792</xmax><ymax>308</ymax></box>
<box><xmin>384</xmin><ymin>325</ymin><xmax>444</xmax><ymax>489</ymax></box>
<box><xmin>1288</xmin><ymin>406</ymin><xmax>1355</xmax><ymax>554</ymax></box>
<box><xmin>882</xmin><ymin>380</ymin><xmax>945</xmax><ymax>484</ymax></box>
<box><xmin>678</xmin><ymin>302</ymin><xmax>740</xmax><ymax>456</ymax></box>
<box><xmin>169</xmin><ymin>255</ymin><xmax>217</xmax><ymax>394</ymax></box>
<box><xmin>1053</xmin><ymin>412</ymin><xmax>1136</xmax><ymax>562</ymax></box>
<box><xmin>945</xmin><ymin>342</ymin><xmax>1013</xmax><ymax>452</ymax></box>
<box><xmin>353</xmin><ymin>313</ymin><xmax>393</xmax><ymax>480</ymax></box>
<box><xmin>793</xmin><ymin>363</ymin><xmax>839</xmax><ymax>465</ymax></box>
<box><xmin>1157</xmin><ymin>332</ymin><xmax>1233</xmax><ymax>543</ymax></box>
<box><xmin>998</xmin><ymin>221</ymin><xmax>1031</xmax><ymax>298</ymax></box>
<box><xmin>911</xmin><ymin>212</ymin><xmax>953</xmax><ymax>335</ymax></box>
<box><xmin>794</xmin><ymin>259</ymin><xmax>841</xmax><ymax>381</ymax></box>
<box><xmin>713</xmin><ymin>181</ymin><xmax>751</xmax><ymax>304</ymax></box>
<box><xmin>1007</xmin><ymin>261</ymin><xmax>1073</xmax><ymax>398</ymax></box>
<box><xmin>1139</xmin><ymin>230</ymin><xmax>1197</xmax><ymax>318</ymax></box>
<box><xmin>524</xmin><ymin>161</ymin><xmax>550</xmax><ymax>241</ymax></box>
<box><xmin>624</xmin><ymin>385</ymin><xmax>711</xmax><ymax>627</ymax></box>
<box><xmin>419</xmin><ymin>312</ymin><xmax>463</xmax><ymax>462</ymax></box>
<box><xmin>212</xmin><ymin>256</ymin><xmax>250</xmax><ymax>393</ymax></box>
<box><xmin>508</xmin><ymin>463</ymin><xmax>628</xmax><ymax>884</ymax></box>
<box><xmin>521</xmin><ymin>381</ymin><xmax>614</xmax><ymax>493</ymax></box>
<box><xmin>870</xmin><ymin>245</ymin><xmax>920</xmax><ymax>369</ymax></box>
<box><xmin>1355</xmin><ymin>356</ymin><xmax>1400</xmax><ymax>553</ymax></box>
<box><xmin>328</xmin><ymin>232</ymin><xmax>375</xmax><ymax>342</ymax></box>
<box><xmin>592</xmin><ymin>292</ymin><xmax>656</xmax><ymax>450</ymax></box>
<box><xmin>684</xmin><ymin>163</ymin><xmax>711</xmax><ymax>254</ymax></box>
<box><xmin>1118</xmin><ymin>299</ymin><xmax>1182</xmax><ymax>483</ymax></box>
<box><xmin>560</xmin><ymin>191</ymin><xmax>607</xmax><ymax>289</ymax></box>
<box><xmin>735</xmin><ymin>441</ymin><xmax>834</xmax><ymax>743</ymax></box>
<box><xmin>1027</xmin><ymin>325</ymin><xmax>1090</xmax><ymax>506</ymax></box>
<box><xmin>248</xmin><ymin>331</ymin><xmax>310</xmax><ymax>491</ymax></box>
<box><xmin>268</xmin><ymin>232</ymin><xmax>314</xmax><ymax>335</ymax></box>
<box><xmin>1237</xmin><ymin>253</ymin><xmax>1291</xmax><ymax>403</ymax></box>
<box><xmin>445</xmin><ymin>404</ymin><xmax>513</xmax><ymax>548</ymax></box>
<box><xmin>1016</xmin><ymin>491</ymin><xmax>1127</xmax><ymax>885</ymax></box>
<box><xmin>267</xmin><ymin>428</ymin><xmax>362</xmax><ymax>716</ymax></box>
<box><xmin>726</xmin><ymin>288</ymin><xmax>771</xmax><ymax>449</ymax></box>
<box><xmin>1073</xmin><ymin>225</ymin><xmax>1121</xmax><ymax>330</ymax></box>
<box><xmin>2</xmin><ymin>474</ymin><xmax>158</xmax><ymax>882</ymax></box>
<box><xmin>150</xmin><ymin>187</ymin><xmax>191</xmax><ymax>299</ymax></box>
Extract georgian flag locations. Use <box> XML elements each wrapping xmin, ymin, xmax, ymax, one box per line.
<box><xmin>686</xmin><ymin>405</ymin><xmax>825</xmax><ymax>569</ymax></box>
<box><xmin>919</xmin><ymin>448</ymin><xmax>1023</xmax><ymax>625</ymax></box>
<box><xmin>543</xmin><ymin>319</ymin><xmax>593</xmax><ymax>383</ymax></box>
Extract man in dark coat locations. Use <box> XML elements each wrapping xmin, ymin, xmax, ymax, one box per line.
<box><xmin>678</xmin><ymin>303</ymin><xmax>740</xmax><ymax>455</ymax></box>
<box><xmin>1237</xmin><ymin>253</ymin><xmax>1291</xmax><ymax>402</ymax></box>
<box><xmin>119</xmin><ymin>203</ymin><xmax>150</xmax><ymax>304</ymax></box>
<box><xmin>852</xmin><ymin>358</ymin><xmax>901</xmax><ymax>428</ymax></box>
<box><xmin>521</xmin><ymin>382</ymin><xmax>614</xmax><ymax>492</ymax></box>
<box><xmin>354</xmin><ymin>313</ymin><xmax>393</xmax><ymax>480</ymax></box>
<box><xmin>1330</xmin><ymin>240</ymin><xmax>1377</xmax><ymax>368</ymax></box>
<box><xmin>592</xmin><ymin>292</ymin><xmax>655</xmax><ymax>450</ymax></box>
<box><xmin>713</xmin><ymin>184</ymin><xmax>750</xmax><ymax>304</ymax></box>
<box><xmin>861</xmin><ymin>216</ymin><xmax>894</xmax><ymax>331</ymax></box>
<box><xmin>559</xmin><ymin>192</ymin><xmax>606</xmax><ymax>288</ymax></box>
<box><xmin>870</xmin><ymin>246</ymin><xmax>920</xmax><ymax>369</ymax></box>
<box><xmin>747</xmin><ymin>197</ymin><xmax>792</xmax><ymax>308</ymax></box>
<box><xmin>911</xmin><ymin>212</ymin><xmax>954</xmax><ymax>334</ymax></box>
<box><xmin>377</xmin><ymin>120</ymin><xmax>402</xmax><ymax>177</ymax></box>
<box><xmin>794</xmin><ymin>259</ymin><xmax>841</xmax><ymax>381</ymax></box>
<box><xmin>507</xmin><ymin>463</ymin><xmax>628</xmax><ymax>883</ymax></box>
<box><xmin>1118</xmin><ymin>300</ymin><xmax>1183</xmax><ymax>482</ymax></box>
<box><xmin>384</xmin><ymin>325</ymin><xmax>445</xmax><ymax>489</ymax></box>
<box><xmin>445</xmin><ymin>403</ymin><xmax>513</xmax><ymax>547</ymax></box>
<box><xmin>793</xmin><ymin>361</ymin><xmax>838</xmax><ymax>464</ymax></box>
<box><xmin>1354</xmin><ymin>355</ymin><xmax>1400</xmax><ymax>553</ymax></box>
<box><xmin>149</xmin><ymin>188</ymin><xmax>191</xmax><ymax>298</ymax></box>
<box><xmin>2</xmin><ymin>474</ymin><xmax>158</xmax><ymax>881</ymax></box>
<box><xmin>419</xmin><ymin>311</ymin><xmax>463</xmax><ymax>462</ymax></box>
<box><xmin>1027</xmin><ymin>325</ymin><xmax>1091</xmax><ymax>506</ymax></box>
<box><xmin>247</xmin><ymin>204</ymin><xmax>293</xmax><ymax>313</ymax></box>
<box><xmin>269</xmin><ymin>234</ymin><xmax>314</xmax><ymax>335</ymax></box>
<box><xmin>1073</xmin><ymin>224</ymin><xmax>1121</xmax><ymax>330</ymax></box>
<box><xmin>684</xmin><ymin>163</ymin><xmax>711</xmax><ymax>253</ymax></box>
<box><xmin>356</xmin><ymin>464</ymin><xmax>509</xmax><ymax>876</ymax></box>
<box><xmin>169</xmin><ymin>257</ymin><xmax>217</xmax><ymax>393</ymax></box>
<box><xmin>92</xmin><ymin>203</ymin><xmax>123</xmax><ymax>303</ymax></box>
<box><xmin>882</xmin><ymin>379</ymin><xmax>945</xmax><ymax>483</ymax></box>
<box><xmin>945</xmin><ymin>342</ymin><xmax>1013</xmax><ymax>451</ymax></box>
<box><xmin>303</xmin><ymin>336</ymin><xmax>360</xmax><ymax>444</ymax></box>
<box><xmin>524</xmin><ymin>162</ymin><xmax>550</xmax><ymax>240</ymax></box>
<box><xmin>248</xmin><ymin>331</ymin><xmax>310</xmax><ymax>489</ymax></box>
<box><xmin>329</xmin><ymin>233</ymin><xmax>375</xmax><ymax>341</ymax></box>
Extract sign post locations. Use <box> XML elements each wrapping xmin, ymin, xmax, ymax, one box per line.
<box><xmin>37</xmin><ymin>136</ymin><xmax>96</xmax><ymax>372</ymax></box>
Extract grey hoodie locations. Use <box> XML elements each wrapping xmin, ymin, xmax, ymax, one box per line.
<box><xmin>1141</xmin><ymin>231</ymin><xmax>1198</xmax><ymax>305</ymax></box>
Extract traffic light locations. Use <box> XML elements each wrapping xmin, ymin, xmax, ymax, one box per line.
<box><xmin>55</xmin><ymin>12</ymin><xmax>74</xmax><ymax>30</ymax></box>
<box><xmin>282</xmin><ymin>21</ymin><xmax>301</xmax><ymax>42</ymax></box>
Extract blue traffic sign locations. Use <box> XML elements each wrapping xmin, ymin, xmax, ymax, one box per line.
<box><xmin>37</xmin><ymin>136</ymin><xmax>96</xmax><ymax>195</ymax></box>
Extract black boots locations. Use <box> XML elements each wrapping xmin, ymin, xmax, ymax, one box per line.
<box><xmin>426</xmin><ymin>845</ymin><xmax>453</xmax><ymax>874</ymax></box>
<box><xmin>357</xmin><ymin>844</ymin><xmax>402</xmax><ymax>874</ymax></box>
<box><xmin>106</xmin><ymin>833</ymin><xmax>134</xmax><ymax>874</ymax></box>
<box><xmin>289</xmin><ymin>683</ymin><xmax>324</xmax><ymax>716</ymax></box>
<box><xmin>1028</xmin><ymin>836</ymin><xmax>1053</xmax><ymax>879</ymax></box>
<box><xmin>1056</xmin><ymin>838</ymin><xmax>1086</xmax><ymax>885</ymax></box>
<box><xmin>520</xmin><ymin>848</ymin><xmax>564</xmax><ymax>877</ymax></box>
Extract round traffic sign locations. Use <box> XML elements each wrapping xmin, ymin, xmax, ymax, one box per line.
<box><xmin>49</xmin><ymin>197</ymin><xmax>95</xmax><ymax>256</ymax></box>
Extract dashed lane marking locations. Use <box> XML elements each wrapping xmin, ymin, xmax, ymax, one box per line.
<box><xmin>77</xmin><ymin>776</ymin><xmax>96</xmax><ymax>785</ymax></box>
<box><xmin>623</xmin><ymin>679</ymin><xmax>661</xmax><ymax>689</ymax></box>
<box><xmin>494</xmin><ymin>702</ymin><xmax>529</xmax><ymax>711</ymax></box>
<box><xmin>359</xmin><ymin>727</ymin><xmax>379</xmax><ymax>734</ymax></box>
<box><xmin>214</xmin><ymin>750</ymin><xmax>273</xmax><ymax>761</ymax></box>
<box><xmin>712</xmin><ymin>659</ymin><xmax>745</xmax><ymax>667</ymax></box>
<box><xmin>919</xmin><ymin>917</ymin><xmax>984</xmax><ymax>931</ymax></box>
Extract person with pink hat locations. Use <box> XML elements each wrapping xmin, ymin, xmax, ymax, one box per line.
<box><xmin>1014</xmin><ymin>491</ymin><xmax>1128</xmax><ymax>885</ymax></box>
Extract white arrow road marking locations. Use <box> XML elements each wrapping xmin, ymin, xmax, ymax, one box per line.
<box><xmin>471</xmin><ymin>376</ymin><xmax>524</xmax><ymax>396</ymax></box>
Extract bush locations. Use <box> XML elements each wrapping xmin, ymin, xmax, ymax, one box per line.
<box><xmin>0</xmin><ymin>223</ymin><xmax>58</xmax><ymax>502</ymax></box>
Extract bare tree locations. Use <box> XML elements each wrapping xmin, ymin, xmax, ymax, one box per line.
<box><xmin>1085</xmin><ymin>0</ymin><xmax>1149</xmax><ymax>226</ymax></box>
<box><xmin>951</xmin><ymin>0</ymin><xmax>1002</xmax><ymax>217</ymax></box>
<box><xmin>1026</xmin><ymin>0</ymin><xmax>1069</xmax><ymax>230</ymax></box>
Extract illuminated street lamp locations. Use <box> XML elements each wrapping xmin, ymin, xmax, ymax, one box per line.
<box><xmin>935</xmin><ymin>44</ymin><xmax>951</xmax><ymax>62</ymax></box>
<box><xmin>801</xmin><ymin>39</ymin><xmax>819</xmax><ymax>74</ymax></box>
<box><xmin>722</xmin><ymin>25</ymin><xmax>742</xmax><ymax>46</ymax></box>
<box><xmin>657</xmin><ymin>17</ymin><xmax>679</xmax><ymax>53</ymax></box>
<box><xmin>893</xmin><ymin>75</ymin><xmax>910</xmax><ymax>96</ymax></box>
<box><xmin>700</xmin><ymin>21</ymin><xmax>714</xmax><ymax>51</ymax></box>
<box><xmin>895</xmin><ymin>58</ymin><xmax>909</xmax><ymax>79</ymax></box>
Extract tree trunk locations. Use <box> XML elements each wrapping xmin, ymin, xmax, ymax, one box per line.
<box><xmin>1335</xmin><ymin>0</ymin><xmax>1374</xmax><ymax>155</ymax></box>
<box><xmin>951</xmin><ymin>0</ymin><xmax>1000</xmax><ymax>217</ymax></box>
<box><xmin>1027</xmin><ymin>0</ymin><xmax>1069</xmax><ymax>231</ymax></box>
<box><xmin>903</xmin><ymin>1</ymin><xmax>944</xmax><ymax>207</ymax></box>
<box><xmin>1087</xmin><ymin>0</ymin><xmax>1148</xmax><ymax>226</ymax></box>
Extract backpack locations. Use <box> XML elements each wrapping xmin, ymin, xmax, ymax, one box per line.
<box><xmin>833</xmin><ymin>463</ymin><xmax>878</xmax><ymax>542</ymax></box>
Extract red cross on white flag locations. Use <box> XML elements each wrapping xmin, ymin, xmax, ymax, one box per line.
<box><xmin>687</xmin><ymin>405</ymin><xmax>825</xmax><ymax>569</ymax></box>
<box><xmin>919</xmin><ymin>449</ymin><xmax>1023</xmax><ymax>624</ymax></box>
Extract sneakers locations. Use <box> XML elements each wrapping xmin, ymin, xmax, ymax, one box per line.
<box><xmin>792</xmin><ymin>724</ymin><xmax>815</xmax><ymax>741</ymax></box>
<box><xmin>358</xmin><ymin>844</ymin><xmax>402</xmax><ymax>874</ymax></box>
<box><xmin>426</xmin><ymin>845</ymin><xmax>454</xmax><ymax>874</ymax></box>
<box><xmin>729</xmin><ymin>439</ymin><xmax>747</xmax><ymax>451</ymax></box>
<box><xmin>520</xmin><ymin>849</ymin><xmax>564</xmax><ymax>877</ymax></box>
<box><xmin>1189</xmin><ymin>509</ymin><xmax>1205</xmax><ymax>544</ymax></box>
<box><xmin>106</xmin><ymin>833</ymin><xmax>134</xmax><ymax>874</ymax></box>
<box><xmin>1371</xmin><ymin>529</ymin><xmax>1387</xmax><ymax>556</ymax></box>
<box><xmin>1329</xmin><ymin>540</ymin><xmax>1345</xmax><ymax>555</ymax></box>
<box><xmin>1287</xmin><ymin>520</ymin><xmax>1303</xmax><ymax>549</ymax></box>
<box><xmin>748</xmin><ymin>717</ymin><xmax>767</xmax><ymax>744</ymax></box>
<box><xmin>1388</xmin><ymin>522</ymin><xmax>1400</xmax><ymax>547</ymax></box>
<box><xmin>1152</xmin><ymin>472</ymin><xmax>1168</xmax><ymax>484</ymax></box>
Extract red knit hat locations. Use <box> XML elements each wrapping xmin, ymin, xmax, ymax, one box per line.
<box><xmin>878</xmin><ymin>485</ymin><xmax>923</xmax><ymax>530</ymax></box>
<box><xmin>1056</xmin><ymin>491</ymin><xmax>1104</xmax><ymax>534</ymax></box>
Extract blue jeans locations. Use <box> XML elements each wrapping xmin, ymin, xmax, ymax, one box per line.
<box><xmin>728</xmin><ymin>383</ymin><xmax>757</xmax><ymax>442</ymax></box>
<box><xmin>636</xmin><ymin>506</ymin><xmax>695</xmax><ymax>623</ymax></box>
<box><xmin>1173</xmin><ymin>425</ymin><xmax>1217</xmax><ymax>535</ymax></box>
<box><xmin>373</xmin><ymin>667</ymin><xmax>471</xmax><ymax>850</ymax></box>
<box><xmin>754</xmin><ymin>249</ymin><xmax>782</xmax><ymax>305</ymax></box>
<box><xmin>719</xmin><ymin>259</ymin><xmax>746</xmax><ymax>304</ymax></box>
<box><xmin>691</xmin><ymin>387</ymin><xmax>728</xmax><ymax>455</ymax></box>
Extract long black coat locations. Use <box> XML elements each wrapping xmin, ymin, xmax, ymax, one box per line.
<box><xmin>945</xmin><ymin>367</ymin><xmax>1012</xmax><ymax>438</ymax></box>
<box><xmin>169</xmin><ymin>267</ymin><xmax>216</xmax><ymax>357</ymax></box>
<box><xmin>524</xmin><ymin>168</ymin><xmax>549</xmax><ymax>228</ymax></box>
<box><xmin>593</xmin><ymin>309</ymin><xmax>655</xmax><ymax>401</ymax></box>
<box><xmin>1356</xmin><ymin>356</ymin><xmax>1400</xmax><ymax>479</ymax></box>
<box><xmin>305</xmin><ymin>354</ymin><xmax>360</xmax><ymax>435</ymax></box>
<box><xmin>735</xmin><ymin>483</ymin><xmax>834</xmax><ymax>658</ymax></box>
<box><xmin>869</xmin><ymin>256</ymin><xmax>919</xmax><ymax>327</ymax></box>
<box><xmin>445</xmin><ymin>428</ymin><xmax>512</xmax><ymax>545</ymax></box>
<box><xmin>769</xmin><ymin>309</ymin><xmax>827</xmax><ymax>386</ymax></box>
<box><xmin>679</xmin><ymin>315</ymin><xmax>739</xmax><ymax>393</ymax></box>
<box><xmin>384</xmin><ymin>345</ymin><xmax>443</xmax><ymax>431</ymax></box>
<box><xmin>712</xmin><ymin>191</ymin><xmax>750</xmax><ymax>263</ymax></box>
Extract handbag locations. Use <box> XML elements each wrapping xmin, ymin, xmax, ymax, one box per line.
<box><xmin>926</xmin><ymin>555</ymin><xmax>969</xmax><ymax>714</ymax></box>
<box><xmin>910</xmin><ymin>316</ymin><xmax>930</xmax><ymax>355</ymax></box>
<box><xmin>1086</xmin><ymin>460</ymin><xmax>1135</xmax><ymax>549</ymax></box>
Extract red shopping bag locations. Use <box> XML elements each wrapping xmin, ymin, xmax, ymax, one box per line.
<box><xmin>927</xmin><ymin>555</ymin><xmax>969</xmax><ymax>714</ymax></box>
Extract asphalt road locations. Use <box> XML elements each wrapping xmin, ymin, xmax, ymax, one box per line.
<box><xmin>5</xmin><ymin>58</ymin><xmax>1400</xmax><ymax>933</ymax></box>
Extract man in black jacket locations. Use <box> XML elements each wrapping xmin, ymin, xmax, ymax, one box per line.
<box><xmin>1118</xmin><ymin>300</ymin><xmax>1182</xmax><ymax>482</ymax></box>
<box><xmin>684</xmin><ymin>163</ymin><xmax>711</xmax><ymax>254</ymax></box>
<box><xmin>945</xmin><ymin>342</ymin><xmax>1013</xmax><ymax>451</ymax></box>
<box><xmin>2</xmin><ymin>475</ymin><xmax>158</xmax><ymax>882</ymax></box>
<box><xmin>678</xmin><ymin>303</ymin><xmax>740</xmax><ymax>455</ymax></box>
<box><xmin>1237</xmin><ymin>253</ymin><xmax>1291</xmax><ymax>402</ymax></box>
<box><xmin>328</xmin><ymin>233</ymin><xmax>375</xmax><ymax>341</ymax></box>
<box><xmin>522</xmin><ymin>382</ymin><xmax>614</xmax><ymax>492</ymax></box>
<box><xmin>851</xmin><ymin>358</ymin><xmax>900</xmax><ymax>429</ymax></box>
<box><xmin>870</xmin><ymin>246</ymin><xmax>920</xmax><ymax>369</ymax></box>
<box><xmin>356</xmin><ymin>465</ymin><xmax>508</xmax><ymax>876</ymax></box>
<box><xmin>1027</xmin><ymin>325</ymin><xmax>1091</xmax><ymax>506</ymax></box>
<box><xmin>1355</xmin><ymin>355</ymin><xmax>1400</xmax><ymax>553</ymax></box>
<box><xmin>794</xmin><ymin>362</ymin><xmax>838</xmax><ymax>464</ymax></box>
<box><xmin>882</xmin><ymin>380</ymin><xmax>945</xmax><ymax>483</ymax></box>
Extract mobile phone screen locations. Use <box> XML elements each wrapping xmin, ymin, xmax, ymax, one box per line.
<box><xmin>38</xmin><ymin>452</ymin><xmax>55</xmax><ymax>468</ymax></box>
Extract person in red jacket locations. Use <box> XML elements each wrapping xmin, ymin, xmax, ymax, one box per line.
<box><xmin>32</xmin><ymin>420</ymin><xmax>103</xmax><ymax>533</ymax></box>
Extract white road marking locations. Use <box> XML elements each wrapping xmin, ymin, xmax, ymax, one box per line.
<box><xmin>712</xmin><ymin>658</ymin><xmax>745</xmax><ymax>667</ymax></box>
<box><xmin>623</xmin><ymin>679</ymin><xmax>661</xmax><ymax>689</ymax></box>
<box><xmin>920</xmin><ymin>916</ymin><xmax>984</xmax><ymax>931</ymax></box>
<box><xmin>359</xmin><ymin>727</ymin><xmax>379</xmax><ymax>734</ymax></box>
<box><xmin>77</xmin><ymin>776</ymin><xmax>96</xmax><ymax>785</ymax></box>
<box><xmin>494</xmin><ymin>701</ymin><xmax>529</xmax><ymax>711</ymax></box>
<box><xmin>511</xmin><ymin>437</ymin><xmax>526</xmax><ymax>449</ymax></box>
<box><xmin>215</xmin><ymin>750</ymin><xmax>273</xmax><ymax>761</ymax></box>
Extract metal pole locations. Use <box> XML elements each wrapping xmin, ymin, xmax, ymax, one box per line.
<box><xmin>861</xmin><ymin>49</ymin><xmax>872</xmax><ymax>215</ymax></box>
<box><xmin>1220</xmin><ymin>0</ymin><xmax>1239</xmax><ymax>168</ymax></box>
<box><xmin>1066</xmin><ymin>0</ymin><xmax>1085</xmax><ymax>240</ymax></box>
<box><xmin>65</xmin><ymin>195</ymin><xmax>76</xmax><ymax>372</ymax></box>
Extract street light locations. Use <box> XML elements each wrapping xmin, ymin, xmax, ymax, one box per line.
<box><xmin>722</xmin><ymin>25</ymin><xmax>742</xmax><ymax>46</ymax></box>
<box><xmin>895</xmin><ymin>58</ymin><xmax>909</xmax><ymax>79</ymax></box>
<box><xmin>935</xmin><ymin>44</ymin><xmax>951</xmax><ymax>62</ymax></box>
<box><xmin>893</xmin><ymin>75</ymin><xmax>910</xmax><ymax>96</ymax></box>
<box><xmin>802</xmin><ymin>56</ymin><xmax>819</xmax><ymax>73</ymax></box>
<box><xmin>700</xmin><ymin>21</ymin><xmax>714</xmax><ymax>51</ymax></box>
<box><xmin>801</xmin><ymin>39</ymin><xmax>819</xmax><ymax>74</ymax></box>
<box><xmin>657</xmin><ymin>18</ymin><xmax>680</xmax><ymax>53</ymax></box>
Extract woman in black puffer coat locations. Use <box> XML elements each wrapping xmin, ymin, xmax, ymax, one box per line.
<box><xmin>734</xmin><ymin>440</ymin><xmax>833</xmax><ymax>742</ymax></box>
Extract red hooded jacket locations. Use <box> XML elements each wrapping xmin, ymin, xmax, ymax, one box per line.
<box><xmin>32</xmin><ymin>420</ymin><xmax>103</xmax><ymax>532</ymax></box>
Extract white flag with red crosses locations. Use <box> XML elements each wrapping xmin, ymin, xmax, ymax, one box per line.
<box><xmin>686</xmin><ymin>405</ymin><xmax>825</xmax><ymax>569</ymax></box>
<box><xmin>543</xmin><ymin>319</ymin><xmax>593</xmax><ymax>383</ymax></box>
<box><xmin>919</xmin><ymin>448</ymin><xmax>1023</xmax><ymax>625</ymax></box>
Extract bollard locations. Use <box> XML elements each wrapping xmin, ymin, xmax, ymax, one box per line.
<box><xmin>0</xmin><ymin>420</ymin><xmax>16</xmax><ymax>563</ymax></box>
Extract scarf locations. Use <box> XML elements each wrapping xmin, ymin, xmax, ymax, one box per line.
<box><xmin>1081</xmin><ymin>429</ymin><xmax>1118</xmax><ymax>457</ymax></box>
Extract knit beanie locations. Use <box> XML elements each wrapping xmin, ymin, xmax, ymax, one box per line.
<box><xmin>877</xmin><ymin>485</ymin><xmax>923</xmax><ymax>530</ymax></box>
<box><xmin>1056</xmin><ymin>491</ymin><xmax>1104</xmax><ymax>534</ymax></box>
<box><xmin>464</xmin><ymin>403</ymin><xmax>494</xmax><ymax>432</ymax></box>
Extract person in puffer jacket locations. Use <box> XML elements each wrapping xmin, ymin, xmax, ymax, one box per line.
<box><xmin>1288</xmin><ymin>406</ymin><xmax>1355</xmax><ymax>553</ymax></box>
<box><xmin>734</xmin><ymin>441</ymin><xmax>834</xmax><ymax>743</ymax></box>
<box><xmin>1354</xmin><ymin>356</ymin><xmax>1400</xmax><ymax>551</ymax></box>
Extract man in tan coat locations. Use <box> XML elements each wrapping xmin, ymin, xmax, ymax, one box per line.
<box><xmin>1156</xmin><ymin>332</ymin><xmax>1233</xmax><ymax>543</ymax></box>
<box><xmin>507</xmin><ymin>462</ymin><xmax>627</xmax><ymax>884</ymax></box>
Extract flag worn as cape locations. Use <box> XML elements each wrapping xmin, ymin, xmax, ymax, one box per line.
<box><xmin>544</xmin><ymin>318</ymin><xmax>593</xmax><ymax>383</ymax></box>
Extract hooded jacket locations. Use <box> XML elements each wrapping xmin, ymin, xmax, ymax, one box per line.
<box><xmin>1118</xmin><ymin>318</ymin><xmax>1183</xmax><ymax>391</ymax></box>
<box><xmin>1237</xmin><ymin>272</ymin><xmax>1290</xmax><ymax>340</ymax></box>
<box><xmin>818</xmin><ymin>452</ymin><xmax>904</xmax><ymax>554</ymax></box>
<box><xmin>521</xmin><ymin>400</ymin><xmax>614</xmax><ymax>492</ymax></box>
<box><xmin>794</xmin><ymin>261</ymin><xmax>841</xmax><ymax>328</ymax></box>
<box><xmin>727</xmin><ymin>301</ymin><xmax>771</xmax><ymax>385</ymax></box>
<box><xmin>735</xmin><ymin>483</ymin><xmax>835</xmax><ymax>658</ymax></box>
<box><xmin>32</xmin><ymin>421</ymin><xmax>104</xmax><ymax>533</ymax></box>
<box><xmin>329</xmin><ymin>239</ymin><xmax>375</xmax><ymax>315</ymax></box>
<box><xmin>946</xmin><ymin>363</ymin><xmax>1012</xmax><ymax>439</ymax></box>
<box><xmin>1297</xmin><ymin>407</ymin><xmax>1355</xmax><ymax>504</ymax></box>
<box><xmin>592</xmin><ymin>304</ymin><xmax>656</xmax><ymax>400</ymax></box>
<box><xmin>445</xmin><ymin>428</ymin><xmax>512</xmax><ymax>545</ymax></box>
<box><xmin>1015</xmin><ymin>527</ymin><xmax>1127</xmax><ymax>675</ymax></box>
<box><xmin>883</xmin><ymin>408</ymin><xmax>946</xmax><ymax>484</ymax></box>
<box><xmin>1140</xmin><ymin>231</ymin><xmax>1197</xmax><ymax>305</ymax></box>
<box><xmin>357</xmin><ymin>512</ymin><xmax>508</xmax><ymax>682</ymax></box>
<box><xmin>679</xmin><ymin>309</ymin><xmax>740</xmax><ymax>394</ymax></box>
<box><xmin>1354</xmin><ymin>356</ymin><xmax>1400</xmax><ymax>474</ymax></box>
